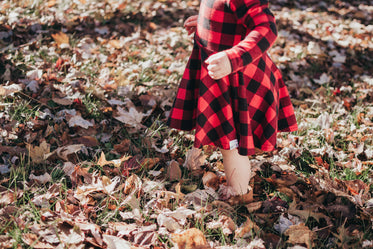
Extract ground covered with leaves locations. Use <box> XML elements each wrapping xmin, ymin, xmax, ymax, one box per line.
<box><xmin>0</xmin><ymin>0</ymin><xmax>373</xmax><ymax>248</ymax></box>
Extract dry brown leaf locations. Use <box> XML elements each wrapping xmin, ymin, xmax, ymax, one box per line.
<box><xmin>157</xmin><ymin>207</ymin><xmax>196</xmax><ymax>232</ymax></box>
<box><xmin>171</xmin><ymin>228</ymin><xmax>210</xmax><ymax>249</ymax></box>
<box><xmin>51</xmin><ymin>97</ymin><xmax>74</xmax><ymax>106</ymax></box>
<box><xmin>141</xmin><ymin>157</ymin><xmax>160</xmax><ymax>170</ymax></box>
<box><xmin>206</xmin><ymin>215</ymin><xmax>236</xmax><ymax>235</ymax></box>
<box><xmin>288</xmin><ymin>201</ymin><xmax>331</xmax><ymax>224</ymax></box>
<box><xmin>108</xmin><ymin>39</ymin><xmax>123</xmax><ymax>49</ymax></box>
<box><xmin>113</xmin><ymin>139</ymin><xmax>131</xmax><ymax>154</ymax></box>
<box><xmin>29</xmin><ymin>172</ymin><xmax>52</xmax><ymax>185</ymax></box>
<box><xmin>22</xmin><ymin>233</ymin><xmax>54</xmax><ymax>249</ymax></box>
<box><xmin>284</xmin><ymin>223</ymin><xmax>315</xmax><ymax>249</ymax></box>
<box><xmin>103</xmin><ymin>234</ymin><xmax>131</xmax><ymax>249</ymax></box>
<box><xmin>73</xmin><ymin>136</ymin><xmax>99</xmax><ymax>147</ymax></box>
<box><xmin>124</xmin><ymin>174</ymin><xmax>142</xmax><ymax>195</ymax></box>
<box><xmin>202</xmin><ymin>171</ymin><xmax>219</xmax><ymax>190</ymax></box>
<box><xmin>184</xmin><ymin>147</ymin><xmax>206</xmax><ymax>176</ymax></box>
<box><xmin>27</xmin><ymin>141</ymin><xmax>50</xmax><ymax>164</ymax></box>
<box><xmin>0</xmin><ymin>235</ymin><xmax>15</xmax><ymax>249</ymax></box>
<box><xmin>227</xmin><ymin>188</ymin><xmax>254</xmax><ymax>205</ymax></box>
<box><xmin>68</xmin><ymin>115</ymin><xmax>94</xmax><ymax>129</ymax></box>
<box><xmin>235</xmin><ymin>216</ymin><xmax>260</xmax><ymax>238</ymax></box>
<box><xmin>0</xmin><ymin>191</ymin><xmax>14</xmax><ymax>206</ymax></box>
<box><xmin>0</xmin><ymin>84</ymin><xmax>23</xmax><ymax>96</ymax></box>
<box><xmin>114</xmin><ymin>107</ymin><xmax>146</xmax><ymax>130</ymax></box>
<box><xmin>75</xmin><ymin>223</ymin><xmax>103</xmax><ymax>246</ymax></box>
<box><xmin>264</xmin><ymin>172</ymin><xmax>298</xmax><ymax>187</ymax></box>
<box><xmin>51</xmin><ymin>32</ymin><xmax>69</xmax><ymax>48</ymax></box>
<box><xmin>246</xmin><ymin>201</ymin><xmax>263</xmax><ymax>213</ymax></box>
<box><xmin>166</xmin><ymin>160</ymin><xmax>181</xmax><ymax>181</ymax></box>
<box><xmin>56</xmin><ymin>144</ymin><xmax>85</xmax><ymax>161</ymax></box>
<box><xmin>47</xmin><ymin>0</ymin><xmax>56</xmax><ymax>7</ymax></box>
<box><xmin>97</xmin><ymin>151</ymin><xmax>130</xmax><ymax>168</ymax></box>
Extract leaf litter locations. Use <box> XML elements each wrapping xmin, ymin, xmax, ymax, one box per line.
<box><xmin>0</xmin><ymin>0</ymin><xmax>373</xmax><ymax>248</ymax></box>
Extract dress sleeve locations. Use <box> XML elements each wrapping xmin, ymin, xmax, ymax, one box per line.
<box><xmin>225</xmin><ymin>0</ymin><xmax>278</xmax><ymax>73</ymax></box>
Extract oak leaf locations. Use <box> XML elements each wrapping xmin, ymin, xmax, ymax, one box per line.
<box><xmin>114</xmin><ymin>107</ymin><xmax>146</xmax><ymax>130</ymax></box>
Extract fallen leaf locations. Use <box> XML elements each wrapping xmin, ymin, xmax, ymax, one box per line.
<box><xmin>113</xmin><ymin>139</ymin><xmax>131</xmax><ymax>154</ymax></box>
<box><xmin>52</xmin><ymin>97</ymin><xmax>74</xmax><ymax>106</ymax></box>
<box><xmin>55</xmin><ymin>144</ymin><xmax>86</xmax><ymax>161</ymax></box>
<box><xmin>284</xmin><ymin>223</ymin><xmax>315</xmax><ymax>249</ymax></box>
<box><xmin>29</xmin><ymin>172</ymin><xmax>52</xmax><ymax>184</ymax></box>
<box><xmin>68</xmin><ymin>115</ymin><xmax>94</xmax><ymax>129</ymax></box>
<box><xmin>0</xmin><ymin>191</ymin><xmax>14</xmax><ymax>206</ymax></box>
<box><xmin>103</xmin><ymin>234</ymin><xmax>131</xmax><ymax>249</ymax></box>
<box><xmin>114</xmin><ymin>107</ymin><xmax>146</xmax><ymax>130</ymax></box>
<box><xmin>166</xmin><ymin>160</ymin><xmax>181</xmax><ymax>181</ymax></box>
<box><xmin>202</xmin><ymin>171</ymin><xmax>219</xmax><ymax>190</ymax></box>
<box><xmin>206</xmin><ymin>215</ymin><xmax>236</xmax><ymax>235</ymax></box>
<box><xmin>171</xmin><ymin>228</ymin><xmax>209</xmax><ymax>249</ymax></box>
<box><xmin>52</xmin><ymin>32</ymin><xmax>70</xmax><ymax>48</ymax></box>
<box><xmin>183</xmin><ymin>147</ymin><xmax>206</xmax><ymax>176</ymax></box>
<box><xmin>0</xmin><ymin>84</ymin><xmax>23</xmax><ymax>96</ymax></box>
<box><xmin>141</xmin><ymin>157</ymin><xmax>160</xmax><ymax>170</ymax></box>
<box><xmin>124</xmin><ymin>174</ymin><xmax>142</xmax><ymax>195</ymax></box>
<box><xmin>97</xmin><ymin>152</ymin><xmax>130</xmax><ymax>168</ymax></box>
<box><xmin>235</xmin><ymin>216</ymin><xmax>260</xmax><ymax>238</ymax></box>
<box><xmin>27</xmin><ymin>141</ymin><xmax>50</xmax><ymax>164</ymax></box>
<box><xmin>0</xmin><ymin>235</ymin><xmax>15</xmax><ymax>248</ymax></box>
<box><xmin>22</xmin><ymin>233</ymin><xmax>54</xmax><ymax>248</ymax></box>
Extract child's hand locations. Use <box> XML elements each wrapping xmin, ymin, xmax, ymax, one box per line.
<box><xmin>184</xmin><ymin>15</ymin><xmax>198</xmax><ymax>35</ymax></box>
<box><xmin>205</xmin><ymin>52</ymin><xmax>232</xmax><ymax>80</ymax></box>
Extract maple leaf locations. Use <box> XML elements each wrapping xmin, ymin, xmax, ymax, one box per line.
<box><xmin>68</xmin><ymin>115</ymin><xmax>94</xmax><ymax>129</ymax></box>
<box><xmin>114</xmin><ymin>106</ymin><xmax>146</xmax><ymax>130</ymax></box>
<box><xmin>51</xmin><ymin>32</ymin><xmax>70</xmax><ymax>48</ymax></box>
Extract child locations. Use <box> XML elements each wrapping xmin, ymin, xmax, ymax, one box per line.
<box><xmin>167</xmin><ymin>0</ymin><xmax>298</xmax><ymax>196</ymax></box>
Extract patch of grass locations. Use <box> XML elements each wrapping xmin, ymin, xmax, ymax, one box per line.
<box><xmin>291</xmin><ymin>150</ymin><xmax>317</xmax><ymax>175</ymax></box>
<box><xmin>82</xmin><ymin>93</ymin><xmax>105</xmax><ymax>120</ymax></box>
<box><xmin>5</xmin><ymin>97</ymin><xmax>40</xmax><ymax>124</ymax></box>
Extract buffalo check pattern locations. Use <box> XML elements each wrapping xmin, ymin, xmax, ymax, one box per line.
<box><xmin>167</xmin><ymin>0</ymin><xmax>298</xmax><ymax>155</ymax></box>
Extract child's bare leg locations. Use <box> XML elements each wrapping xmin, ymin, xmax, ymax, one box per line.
<box><xmin>221</xmin><ymin>148</ymin><xmax>251</xmax><ymax>195</ymax></box>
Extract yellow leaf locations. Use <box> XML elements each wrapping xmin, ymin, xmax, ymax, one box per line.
<box><xmin>51</xmin><ymin>32</ymin><xmax>69</xmax><ymax>48</ymax></box>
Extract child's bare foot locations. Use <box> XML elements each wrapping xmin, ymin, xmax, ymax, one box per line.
<box><xmin>218</xmin><ymin>185</ymin><xmax>237</xmax><ymax>201</ymax></box>
<box><xmin>220</xmin><ymin>148</ymin><xmax>251</xmax><ymax>196</ymax></box>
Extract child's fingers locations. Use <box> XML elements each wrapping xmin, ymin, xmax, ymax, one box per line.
<box><xmin>186</xmin><ymin>27</ymin><xmax>196</xmax><ymax>35</ymax></box>
<box><xmin>184</xmin><ymin>15</ymin><xmax>198</xmax><ymax>27</ymax></box>
<box><xmin>207</xmin><ymin>63</ymin><xmax>219</xmax><ymax>73</ymax></box>
<box><xmin>206</xmin><ymin>52</ymin><xmax>232</xmax><ymax>80</ymax></box>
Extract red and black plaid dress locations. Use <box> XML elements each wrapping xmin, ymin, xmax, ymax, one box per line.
<box><xmin>167</xmin><ymin>0</ymin><xmax>298</xmax><ymax>156</ymax></box>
